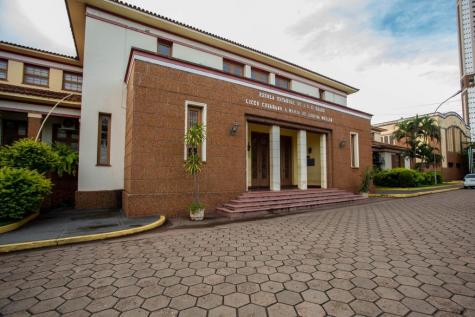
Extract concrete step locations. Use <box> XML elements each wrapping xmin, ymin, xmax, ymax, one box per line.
<box><xmin>224</xmin><ymin>194</ymin><xmax>362</xmax><ymax>209</ymax></box>
<box><xmin>216</xmin><ymin>196</ymin><xmax>366</xmax><ymax>216</ymax></box>
<box><xmin>231</xmin><ymin>191</ymin><xmax>354</xmax><ymax>204</ymax></box>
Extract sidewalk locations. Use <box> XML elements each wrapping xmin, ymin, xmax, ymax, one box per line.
<box><xmin>0</xmin><ymin>208</ymin><xmax>163</xmax><ymax>251</ymax></box>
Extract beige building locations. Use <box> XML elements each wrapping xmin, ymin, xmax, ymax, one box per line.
<box><xmin>373</xmin><ymin>112</ymin><xmax>471</xmax><ymax>180</ymax></box>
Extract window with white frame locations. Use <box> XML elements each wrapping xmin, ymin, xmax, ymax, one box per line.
<box><xmin>350</xmin><ymin>132</ymin><xmax>360</xmax><ymax>168</ymax></box>
<box><xmin>184</xmin><ymin>101</ymin><xmax>207</xmax><ymax>161</ymax></box>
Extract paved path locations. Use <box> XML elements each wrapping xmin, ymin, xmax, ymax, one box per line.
<box><xmin>0</xmin><ymin>209</ymin><xmax>160</xmax><ymax>245</ymax></box>
<box><xmin>1</xmin><ymin>190</ymin><xmax>474</xmax><ymax>317</ymax></box>
<box><xmin>374</xmin><ymin>183</ymin><xmax>462</xmax><ymax>195</ymax></box>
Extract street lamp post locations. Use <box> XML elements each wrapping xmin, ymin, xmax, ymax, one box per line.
<box><xmin>432</xmin><ymin>89</ymin><xmax>462</xmax><ymax>184</ymax></box>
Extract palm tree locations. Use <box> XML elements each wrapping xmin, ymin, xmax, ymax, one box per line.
<box><xmin>393</xmin><ymin>116</ymin><xmax>423</xmax><ymax>167</ymax></box>
<box><xmin>419</xmin><ymin>116</ymin><xmax>441</xmax><ymax>169</ymax></box>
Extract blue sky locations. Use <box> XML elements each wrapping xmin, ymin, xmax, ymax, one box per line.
<box><xmin>373</xmin><ymin>0</ymin><xmax>456</xmax><ymax>38</ymax></box>
<box><xmin>0</xmin><ymin>0</ymin><xmax>463</xmax><ymax>123</ymax></box>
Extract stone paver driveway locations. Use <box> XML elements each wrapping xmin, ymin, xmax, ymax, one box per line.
<box><xmin>1</xmin><ymin>190</ymin><xmax>474</xmax><ymax>317</ymax></box>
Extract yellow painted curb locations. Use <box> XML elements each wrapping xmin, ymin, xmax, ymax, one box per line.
<box><xmin>369</xmin><ymin>187</ymin><xmax>460</xmax><ymax>198</ymax></box>
<box><xmin>0</xmin><ymin>215</ymin><xmax>166</xmax><ymax>253</ymax></box>
<box><xmin>0</xmin><ymin>212</ymin><xmax>40</xmax><ymax>234</ymax></box>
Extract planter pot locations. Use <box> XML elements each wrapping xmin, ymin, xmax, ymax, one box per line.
<box><xmin>360</xmin><ymin>192</ymin><xmax>369</xmax><ymax>198</ymax></box>
<box><xmin>190</xmin><ymin>208</ymin><xmax>205</xmax><ymax>221</ymax></box>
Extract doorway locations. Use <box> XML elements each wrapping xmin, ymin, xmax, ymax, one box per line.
<box><xmin>280</xmin><ymin>135</ymin><xmax>292</xmax><ymax>187</ymax></box>
<box><xmin>251</xmin><ymin>132</ymin><xmax>270</xmax><ymax>188</ymax></box>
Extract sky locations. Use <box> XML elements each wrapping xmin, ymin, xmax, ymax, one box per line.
<box><xmin>0</xmin><ymin>0</ymin><xmax>462</xmax><ymax>123</ymax></box>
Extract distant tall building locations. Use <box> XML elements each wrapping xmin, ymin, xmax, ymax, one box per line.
<box><xmin>457</xmin><ymin>0</ymin><xmax>475</xmax><ymax>140</ymax></box>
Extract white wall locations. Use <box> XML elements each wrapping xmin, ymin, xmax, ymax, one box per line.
<box><xmin>291</xmin><ymin>80</ymin><xmax>319</xmax><ymax>98</ymax></box>
<box><xmin>78</xmin><ymin>15</ymin><xmax>156</xmax><ymax>191</ymax></box>
<box><xmin>172</xmin><ymin>44</ymin><xmax>223</xmax><ymax>70</ymax></box>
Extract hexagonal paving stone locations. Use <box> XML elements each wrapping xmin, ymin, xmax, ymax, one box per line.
<box><xmin>225</xmin><ymin>274</ymin><xmax>246</xmax><ymax>285</ymax></box>
<box><xmin>295</xmin><ymin>301</ymin><xmax>326</xmax><ymax>317</ymax></box>
<box><xmin>203</xmin><ymin>274</ymin><xmax>225</xmax><ymax>286</ymax></box>
<box><xmin>163</xmin><ymin>284</ymin><xmax>188</xmax><ymax>298</ymax></box>
<box><xmin>327</xmin><ymin>288</ymin><xmax>355</xmax><ymax>303</ymax></box>
<box><xmin>238</xmin><ymin>303</ymin><xmax>267</xmax><ymax>317</ymax></box>
<box><xmin>113</xmin><ymin>285</ymin><xmax>140</xmax><ymax>298</ymax></box>
<box><xmin>224</xmin><ymin>292</ymin><xmax>250</xmax><ymax>308</ymax></box>
<box><xmin>178</xmin><ymin>306</ymin><xmax>207</xmax><ymax>317</ymax></box>
<box><xmin>250</xmin><ymin>291</ymin><xmax>277</xmax><ymax>307</ymax></box>
<box><xmin>196</xmin><ymin>293</ymin><xmax>222</xmax><ymax>309</ymax></box>
<box><xmin>86</xmin><ymin>296</ymin><xmax>118</xmax><ymax>313</ymax></box>
<box><xmin>29</xmin><ymin>297</ymin><xmax>65</xmax><ymax>314</ymax></box>
<box><xmin>267</xmin><ymin>302</ymin><xmax>297</xmax><ymax>317</ymax></box>
<box><xmin>275</xmin><ymin>290</ymin><xmax>303</xmax><ymax>305</ymax></box>
<box><xmin>402</xmin><ymin>297</ymin><xmax>436</xmax><ymax>315</ymax></box>
<box><xmin>208</xmin><ymin>305</ymin><xmax>236</xmax><ymax>317</ymax></box>
<box><xmin>213</xmin><ymin>283</ymin><xmax>236</xmax><ymax>296</ymax></box>
<box><xmin>188</xmin><ymin>283</ymin><xmax>212</xmax><ymax>297</ymax></box>
<box><xmin>376</xmin><ymin>298</ymin><xmax>410</xmax><ymax>316</ymax></box>
<box><xmin>236</xmin><ymin>282</ymin><xmax>260</xmax><ymax>295</ymax></box>
<box><xmin>323</xmin><ymin>300</ymin><xmax>354</xmax><ymax>317</ymax></box>
<box><xmin>169</xmin><ymin>294</ymin><xmax>196</xmax><ymax>310</ymax></box>
<box><xmin>350</xmin><ymin>299</ymin><xmax>382</xmax><ymax>317</ymax></box>
<box><xmin>114</xmin><ymin>295</ymin><xmax>144</xmax><ymax>312</ymax></box>
<box><xmin>260</xmin><ymin>281</ymin><xmax>284</xmax><ymax>293</ymax></box>
<box><xmin>301</xmin><ymin>289</ymin><xmax>329</xmax><ymax>304</ymax></box>
<box><xmin>142</xmin><ymin>295</ymin><xmax>170</xmax><ymax>311</ymax></box>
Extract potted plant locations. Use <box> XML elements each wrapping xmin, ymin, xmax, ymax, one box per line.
<box><xmin>184</xmin><ymin>123</ymin><xmax>206</xmax><ymax>220</ymax></box>
<box><xmin>359</xmin><ymin>167</ymin><xmax>373</xmax><ymax>198</ymax></box>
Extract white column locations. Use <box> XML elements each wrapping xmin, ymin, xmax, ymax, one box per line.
<box><xmin>404</xmin><ymin>157</ymin><xmax>411</xmax><ymax>169</ymax></box>
<box><xmin>297</xmin><ymin>130</ymin><xmax>307</xmax><ymax>190</ymax></box>
<box><xmin>320</xmin><ymin>134</ymin><xmax>327</xmax><ymax>189</ymax></box>
<box><xmin>270</xmin><ymin>125</ymin><xmax>281</xmax><ymax>191</ymax></box>
<box><xmin>383</xmin><ymin>152</ymin><xmax>392</xmax><ymax>170</ymax></box>
<box><xmin>244</xmin><ymin>65</ymin><xmax>252</xmax><ymax>78</ymax></box>
<box><xmin>269</xmin><ymin>73</ymin><xmax>276</xmax><ymax>85</ymax></box>
<box><xmin>440</xmin><ymin>128</ymin><xmax>447</xmax><ymax>168</ymax></box>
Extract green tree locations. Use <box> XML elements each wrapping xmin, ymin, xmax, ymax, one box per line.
<box><xmin>393</xmin><ymin>115</ymin><xmax>442</xmax><ymax>171</ymax></box>
<box><xmin>184</xmin><ymin>123</ymin><xmax>206</xmax><ymax>213</ymax></box>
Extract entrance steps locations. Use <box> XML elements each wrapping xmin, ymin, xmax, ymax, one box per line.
<box><xmin>216</xmin><ymin>188</ymin><xmax>367</xmax><ymax>218</ymax></box>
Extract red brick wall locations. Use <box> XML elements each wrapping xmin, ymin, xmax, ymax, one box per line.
<box><xmin>123</xmin><ymin>61</ymin><xmax>372</xmax><ymax>217</ymax></box>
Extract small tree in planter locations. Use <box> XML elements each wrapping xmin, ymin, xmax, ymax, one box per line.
<box><xmin>359</xmin><ymin>167</ymin><xmax>373</xmax><ymax>198</ymax></box>
<box><xmin>184</xmin><ymin>123</ymin><xmax>206</xmax><ymax>220</ymax></box>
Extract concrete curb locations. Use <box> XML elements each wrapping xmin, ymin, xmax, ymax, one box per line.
<box><xmin>0</xmin><ymin>212</ymin><xmax>39</xmax><ymax>234</ymax></box>
<box><xmin>0</xmin><ymin>215</ymin><xmax>166</xmax><ymax>253</ymax></box>
<box><xmin>369</xmin><ymin>187</ymin><xmax>461</xmax><ymax>198</ymax></box>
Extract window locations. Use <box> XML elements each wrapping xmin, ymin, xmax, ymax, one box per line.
<box><xmin>157</xmin><ymin>39</ymin><xmax>172</xmax><ymax>57</ymax></box>
<box><xmin>187</xmin><ymin>106</ymin><xmax>202</xmax><ymax>157</ymax></box>
<box><xmin>63</xmin><ymin>72</ymin><xmax>82</xmax><ymax>92</ymax></box>
<box><xmin>53</xmin><ymin>119</ymin><xmax>79</xmax><ymax>151</ymax></box>
<box><xmin>23</xmin><ymin>64</ymin><xmax>49</xmax><ymax>86</ymax></box>
<box><xmin>275</xmin><ymin>75</ymin><xmax>290</xmax><ymax>89</ymax></box>
<box><xmin>97</xmin><ymin>113</ymin><xmax>111</xmax><ymax>166</ymax></box>
<box><xmin>223</xmin><ymin>59</ymin><xmax>243</xmax><ymax>76</ymax></box>
<box><xmin>184</xmin><ymin>101</ymin><xmax>207</xmax><ymax>161</ymax></box>
<box><xmin>448</xmin><ymin>162</ymin><xmax>454</xmax><ymax>168</ymax></box>
<box><xmin>251</xmin><ymin>68</ymin><xmax>269</xmax><ymax>84</ymax></box>
<box><xmin>0</xmin><ymin>59</ymin><xmax>7</xmax><ymax>80</ymax></box>
<box><xmin>350</xmin><ymin>132</ymin><xmax>359</xmax><ymax>168</ymax></box>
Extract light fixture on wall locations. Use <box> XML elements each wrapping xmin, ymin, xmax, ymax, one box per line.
<box><xmin>339</xmin><ymin>140</ymin><xmax>347</xmax><ymax>149</ymax></box>
<box><xmin>229</xmin><ymin>122</ymin><xmax>240</xmax><ymax>136</ymax></box>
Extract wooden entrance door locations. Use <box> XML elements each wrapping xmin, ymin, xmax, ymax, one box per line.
<box><xmin>280</xmin><ymin>136</ymin><xmax>292</xmax><ymax>187</ymax></box>
<box><xmin>251</xmin><ymin>132</ymin><xmax>269</xmax><ymax>188</ymax></box>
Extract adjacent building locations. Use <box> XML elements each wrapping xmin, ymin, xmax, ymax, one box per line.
<box><xmin>456</xmin><ymin>0</ymin><xmax>475</xmax><ymax>140</ymax></box>
<box><xmin>373</xmin><ymin>112</ymin><xmax>471</xmax><ymax>181</ymax></box>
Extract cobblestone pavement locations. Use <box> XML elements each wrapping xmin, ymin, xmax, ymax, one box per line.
<box><xmin>1</xmin><ymin>190</ymin><xmax>474</xmax><ymax>317</ymax></box>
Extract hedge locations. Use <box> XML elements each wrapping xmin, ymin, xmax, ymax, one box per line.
<box><xmin>0</xmin><ymin>167</ymin><xmax>52</xmax><ymax>220</ymax></box>
<box><xmin>373</xmin><ymin>168</ymin><xmax>443</xmax><ymax>187</ymax></box>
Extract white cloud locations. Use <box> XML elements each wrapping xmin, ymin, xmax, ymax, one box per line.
<box><xmin>0</xmin><ymin>0</ymin><xmax>462</xmax><ymax>123</ymax></box>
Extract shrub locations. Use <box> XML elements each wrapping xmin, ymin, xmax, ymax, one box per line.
<box><xmin>359</xmin><ymin>167</ymin><xmax>373</xmax><ymax>193</ymax></box>
<box><xmin>53</xmin><ymin>143</ymin><xmax>79</xmax><ymax>176</ymax></box>
<box><xmin>373</xmin><ymin>168</ymin><xmax>443</xmax><ymax>187</ymax></box>
<box><xmin>0</xmin><ymin>167</ymin><xmax>52</xmax><ymax>220</ymax></box>
<box><xmin>0</xmin><ymin>139</ymin><xmax>59</xmax><ymax>174</ymax></box>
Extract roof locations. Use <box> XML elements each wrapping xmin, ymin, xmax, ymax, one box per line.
<box><xmin>0</xmin><ymin>41</ymin><xmax>81</xmax><ymax>66</ymax></box>
<box><xmin>65</xmin><ymin>0</ymin><xmax>359</xmax><ymax>94</ymax></box>
<box><xmin>0</xmin><ymin>82</ymin><xmax>81</xmax><ymax>103</ymax></box>
<box><xmin>373</xmin><ymin>111</ymin><xmax>469</xmax><ymax>129</ymax></box>
<box><xmin>372</xmin><ymin>141</ymin><xmax>407</xmax><ymax>152</ymax></box>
